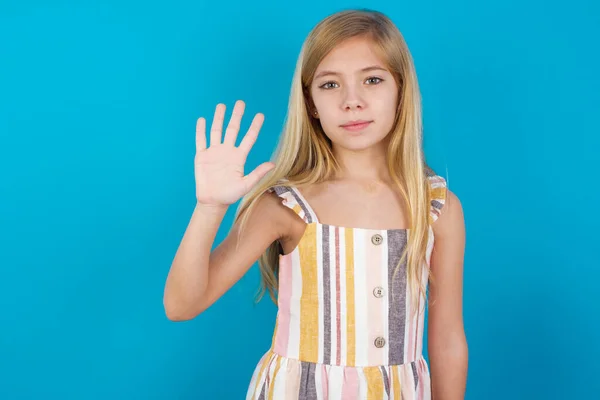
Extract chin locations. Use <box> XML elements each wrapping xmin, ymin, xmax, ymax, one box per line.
<box><xmin>334</xmin><ymin>136</ymin><xmax>385</xmax><ymax>151</ymax></box>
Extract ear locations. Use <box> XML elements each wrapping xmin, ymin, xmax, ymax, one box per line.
<box><xmin>303</xmin><ymin>88</ymin><xmax>319</xmax><ymax>119</ymax></box>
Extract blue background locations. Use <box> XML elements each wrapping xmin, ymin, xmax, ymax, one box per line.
<box><xmin>1</xmin><ymin>0</ymin><xmax>598</xmax><ymax>399</ymax></box>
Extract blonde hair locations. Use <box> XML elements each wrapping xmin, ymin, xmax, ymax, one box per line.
<box><xmin>234</xmin><ymin>9</ymin><xmax>436</xmax><ymax>317</ymax></box>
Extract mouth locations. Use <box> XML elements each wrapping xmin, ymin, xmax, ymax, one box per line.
<box><xmin>340</xmin><ymin>120</ymin><xmax>373</xmax><ymax>132</ymax></box>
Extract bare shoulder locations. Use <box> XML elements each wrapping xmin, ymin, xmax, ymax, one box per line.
<box><xmin>231</xmin><ymin>188</ymin><xmax>293</xmax><ymax>243</ymax></box>
<box><xmin>432</xmin><ymin>189</ymin><xmax>465</xmax><ymax>237</ymax></box>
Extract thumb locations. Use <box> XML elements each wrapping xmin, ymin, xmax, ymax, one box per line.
<box><xmin>242</xmin><ymin>162</ymin><xmax>276</xmax><ymax>192</ymax></box>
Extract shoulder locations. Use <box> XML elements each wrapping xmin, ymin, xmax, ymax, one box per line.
<box><xmin>237</xmin><ymin>186</ymin><xmax>293</xmax><ymax>242</ymax></box>
<box><xmin>424</xmin><ymin>169</ymin><xmax>464</xmax><ymax>233</ymax></box>
<box><xmin>432</xmin><ymin>187</ymin><xmax>464</xmax><ymax>238</ymax></box>
<box><xmin>254</xmin><ymin>184</ymin><xmax>305</xmax><ymax>242</ymax></box>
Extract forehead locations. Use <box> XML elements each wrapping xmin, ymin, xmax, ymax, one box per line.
<box><xmin>316</xmin><ymin>36</ymin><xmax>387</xmax><ymax>72</ymax></box>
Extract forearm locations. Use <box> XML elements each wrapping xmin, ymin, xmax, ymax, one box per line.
<box><xmin>429</xmin><ymin>336</ymin><xmax>468</xmax><ymax>400</ymax></box>
<box><xmin>163</xmin><ymin>203</ymin><xmax>228</xmax><ymax>320</ymax></box>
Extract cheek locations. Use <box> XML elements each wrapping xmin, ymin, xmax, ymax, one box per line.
<box><xmin>319</xmin><ymin>115</ymin><xmax>341</xmax><ymax>138</ymax></box>
<box><xmin>312</xmin><ymin>96</ymin><xmax>338</xmax><ymax>125</ymax></box>
<box><xmin>312</xmin><ymin>91</ymin><xmax>333</xmax><ymax>112</ymax></box>
<box><xmin>373</xmin><ymin>91</ymin><xmax>398</xmax><ymax>119</ymax></box>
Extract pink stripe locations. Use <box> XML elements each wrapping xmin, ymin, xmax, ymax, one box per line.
<box><xmin>335</xmin><ymin>227</ymin><xmax>341</xmax><ymax>365</ymax></box>
<box><xmin>417</xmin><ymin>268</ymin><xmax>429</xmax><ymax>356</ymax></box>
<box><xmin>274</xmin><ymin>254</ymin><xmax>292</xmax><ymax>355</ymax></box>
<box><xmin>409</xmin><ymin>268</ymin><xmax>427</xmax><ymax>360</ymax></box>
<box><xmin>341</xmin><ymin>367</ymin><xmax>359</xmax><ymax>399</ymax></box>
<box><xmin>416</xmin><ymin>361</ymin><xmax>424</xmax><ymax>398</ymax></box>
<box><xmin>412</xmin><ymin>292</ymin><xmax>420</xmax><ymax>359</ymax></box>
<box><xmin>415</xmin><ymin>283</ymin><xmax>425</xmax><ymax>357</ymax></box>
<box><xmin>403</xmin><ymin>366</ymin><xmax>414</xmax><ymax>400</ymax></box>
<box><xmin>321</xmin><ymin>364</ymin><xmax>329</xmax><ymax>399</ymax></box>
<box><xmin>286</xmin><ymin>357</ymin><xmax>301</xmax><ymax>398</ymax></box>
<box><xmin>366</xmin><ymin>231</ymin><xmax>384</xmax><ymax>365</ymax></box>
<box><xmin>406</xmin><ymin>252</ymin><xmax>415</xmax><ymax>360</ymax></box>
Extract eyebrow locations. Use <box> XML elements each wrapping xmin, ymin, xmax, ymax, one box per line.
<box><xmin>314</xmin><ymin>65</ymin><xmax>388</xmax><ymax>80</ymax></box>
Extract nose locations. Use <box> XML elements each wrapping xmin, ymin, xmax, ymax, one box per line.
<box><xmin>342</xmin><ymin>85</ymin><xmax>365</xmax><ymax>111</ymax></box>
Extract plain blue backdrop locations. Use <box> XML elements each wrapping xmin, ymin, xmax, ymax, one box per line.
<box><xmin>1</xmin><ymin>0</ymin><xmax>598</xmax><ymax>399</ymax></box>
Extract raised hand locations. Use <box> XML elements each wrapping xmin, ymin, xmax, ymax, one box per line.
<box><xmin>194</xmin><ymin>100</ymin><xmax>275</xmax><ymax>207</ymax></box>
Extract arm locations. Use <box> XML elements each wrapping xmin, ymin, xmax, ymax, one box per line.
<box><xmin>428</xmin><ymin>189</ymin><xmax>468</xmax><ymax>399</ymax></box>
<box><xmin>163</xmin><ymin>191</ymin><xmax>289</xmax><ymax>321</ymax></box>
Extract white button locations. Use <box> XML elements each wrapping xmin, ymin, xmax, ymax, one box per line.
<box><xmin>371</xmin><ymin>234</ymin><xmax>383</xmax><ymax>245</ymax></box>
<box><xmin>373</xmin><ymin>286</ymin><xmax>385</xmax><ymax>298</ymax></box>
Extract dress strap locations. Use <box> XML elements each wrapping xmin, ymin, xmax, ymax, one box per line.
<box><xmin>268</xmin><ymin>182</ymin><xmax>320</xmax><ymax>224</ymax></box>
<box><xmin>426</xmin><ymin>168</ymin><xmax>447</xmax><ymax>224</ymax></box>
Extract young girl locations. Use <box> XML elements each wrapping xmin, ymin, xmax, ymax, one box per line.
<box><xmin>164</xmin><ymin>8</ymin><xmax>468</xmax><ymax>400</ymax></box>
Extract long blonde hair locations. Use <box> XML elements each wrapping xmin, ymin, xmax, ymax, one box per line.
<box><xmin>234</xmin><ymin>9</ymin><xmax>436</xmax><ymax>316</ymax></box>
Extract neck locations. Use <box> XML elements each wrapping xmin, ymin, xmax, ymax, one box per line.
<box><xmin>331</xmin><ymin>145</ymin><xmax>392</xmax><ymax>184</ymax></box>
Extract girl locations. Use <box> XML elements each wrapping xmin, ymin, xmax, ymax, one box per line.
<box><xmin>164</xmin><ymin>8</ymin><xmax>468</xmax><ymax>400</ymax></box>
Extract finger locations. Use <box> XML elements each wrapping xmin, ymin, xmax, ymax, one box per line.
<box><xmin>210</xmin><ymin>103</ymin><xmax>226</xmax><ymax>146</ymax></box>
<box><xmin>196</xmin><ymin>117</ymin><xmax>206</xmax><ymax>152</ymax></box>
<box><xmin>238</xmin><ymin>112</ymin><xmax>265</xmax><ymax>154</ymax></box>
<box><xmin>223</xmin><ymin>100</ymin><xmax>245</xmax><ymax>146</ymax></box>
<box><xmin>243</xmin><ymin>162</ymin><xmax>276</xmax><ymax>192</ymax></box>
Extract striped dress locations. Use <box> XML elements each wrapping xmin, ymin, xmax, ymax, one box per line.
<box><xmin>246</xmin><ymin>173</ymin><xmax>447</xmax><ymax>400</ymax></box>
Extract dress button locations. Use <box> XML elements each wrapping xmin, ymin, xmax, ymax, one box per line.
<box><xmin>373</xmin><ymin>286</ymin><xmax>385</xmax><ymax>298</ymax></box>
<box><xmin>374</xmin><ymin>337</ymin><xmax>386</xmax><ymax>348</ymax></box>
<box><xmin>371</xmin><ymin>234</ymin><xmax>383</xmax><ymax>245</ymax></box>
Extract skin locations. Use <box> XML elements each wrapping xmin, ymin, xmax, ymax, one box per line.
<box><xmin>310</xmin><ymin>36</ymin><xmax>399</xmax><ymax>159</ymax></box>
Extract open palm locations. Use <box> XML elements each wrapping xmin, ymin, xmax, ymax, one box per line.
<box><xmin>194</xmin><ymin>100</ymin><xmax>274</xmax><ymax>206</ymax></box>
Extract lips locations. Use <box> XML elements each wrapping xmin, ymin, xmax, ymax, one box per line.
<box><xmin>340</xmin><ymin>120</ymin><xmax>372</xmax><ymax>131</ymax></box>
<box><xmin>341</xmin><ymin>120</ymin><xmax>371</xmax><ymax>127</ymax></box>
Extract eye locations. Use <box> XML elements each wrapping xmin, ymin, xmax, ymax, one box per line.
<box><xmin>319</xmin><ymin>81</ymin><xmax>339</xmax><ymax>89</ymax></box>
<box><xmin>365</xmin><ymin>77</ymin><xmax>383</xmax><ymax>85</ymax></box>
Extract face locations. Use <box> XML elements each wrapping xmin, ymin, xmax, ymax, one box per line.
<box><xmin>309</xmin><ymin>35</ymin><xmax>399</xmax><ymax>151</ymax></box>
